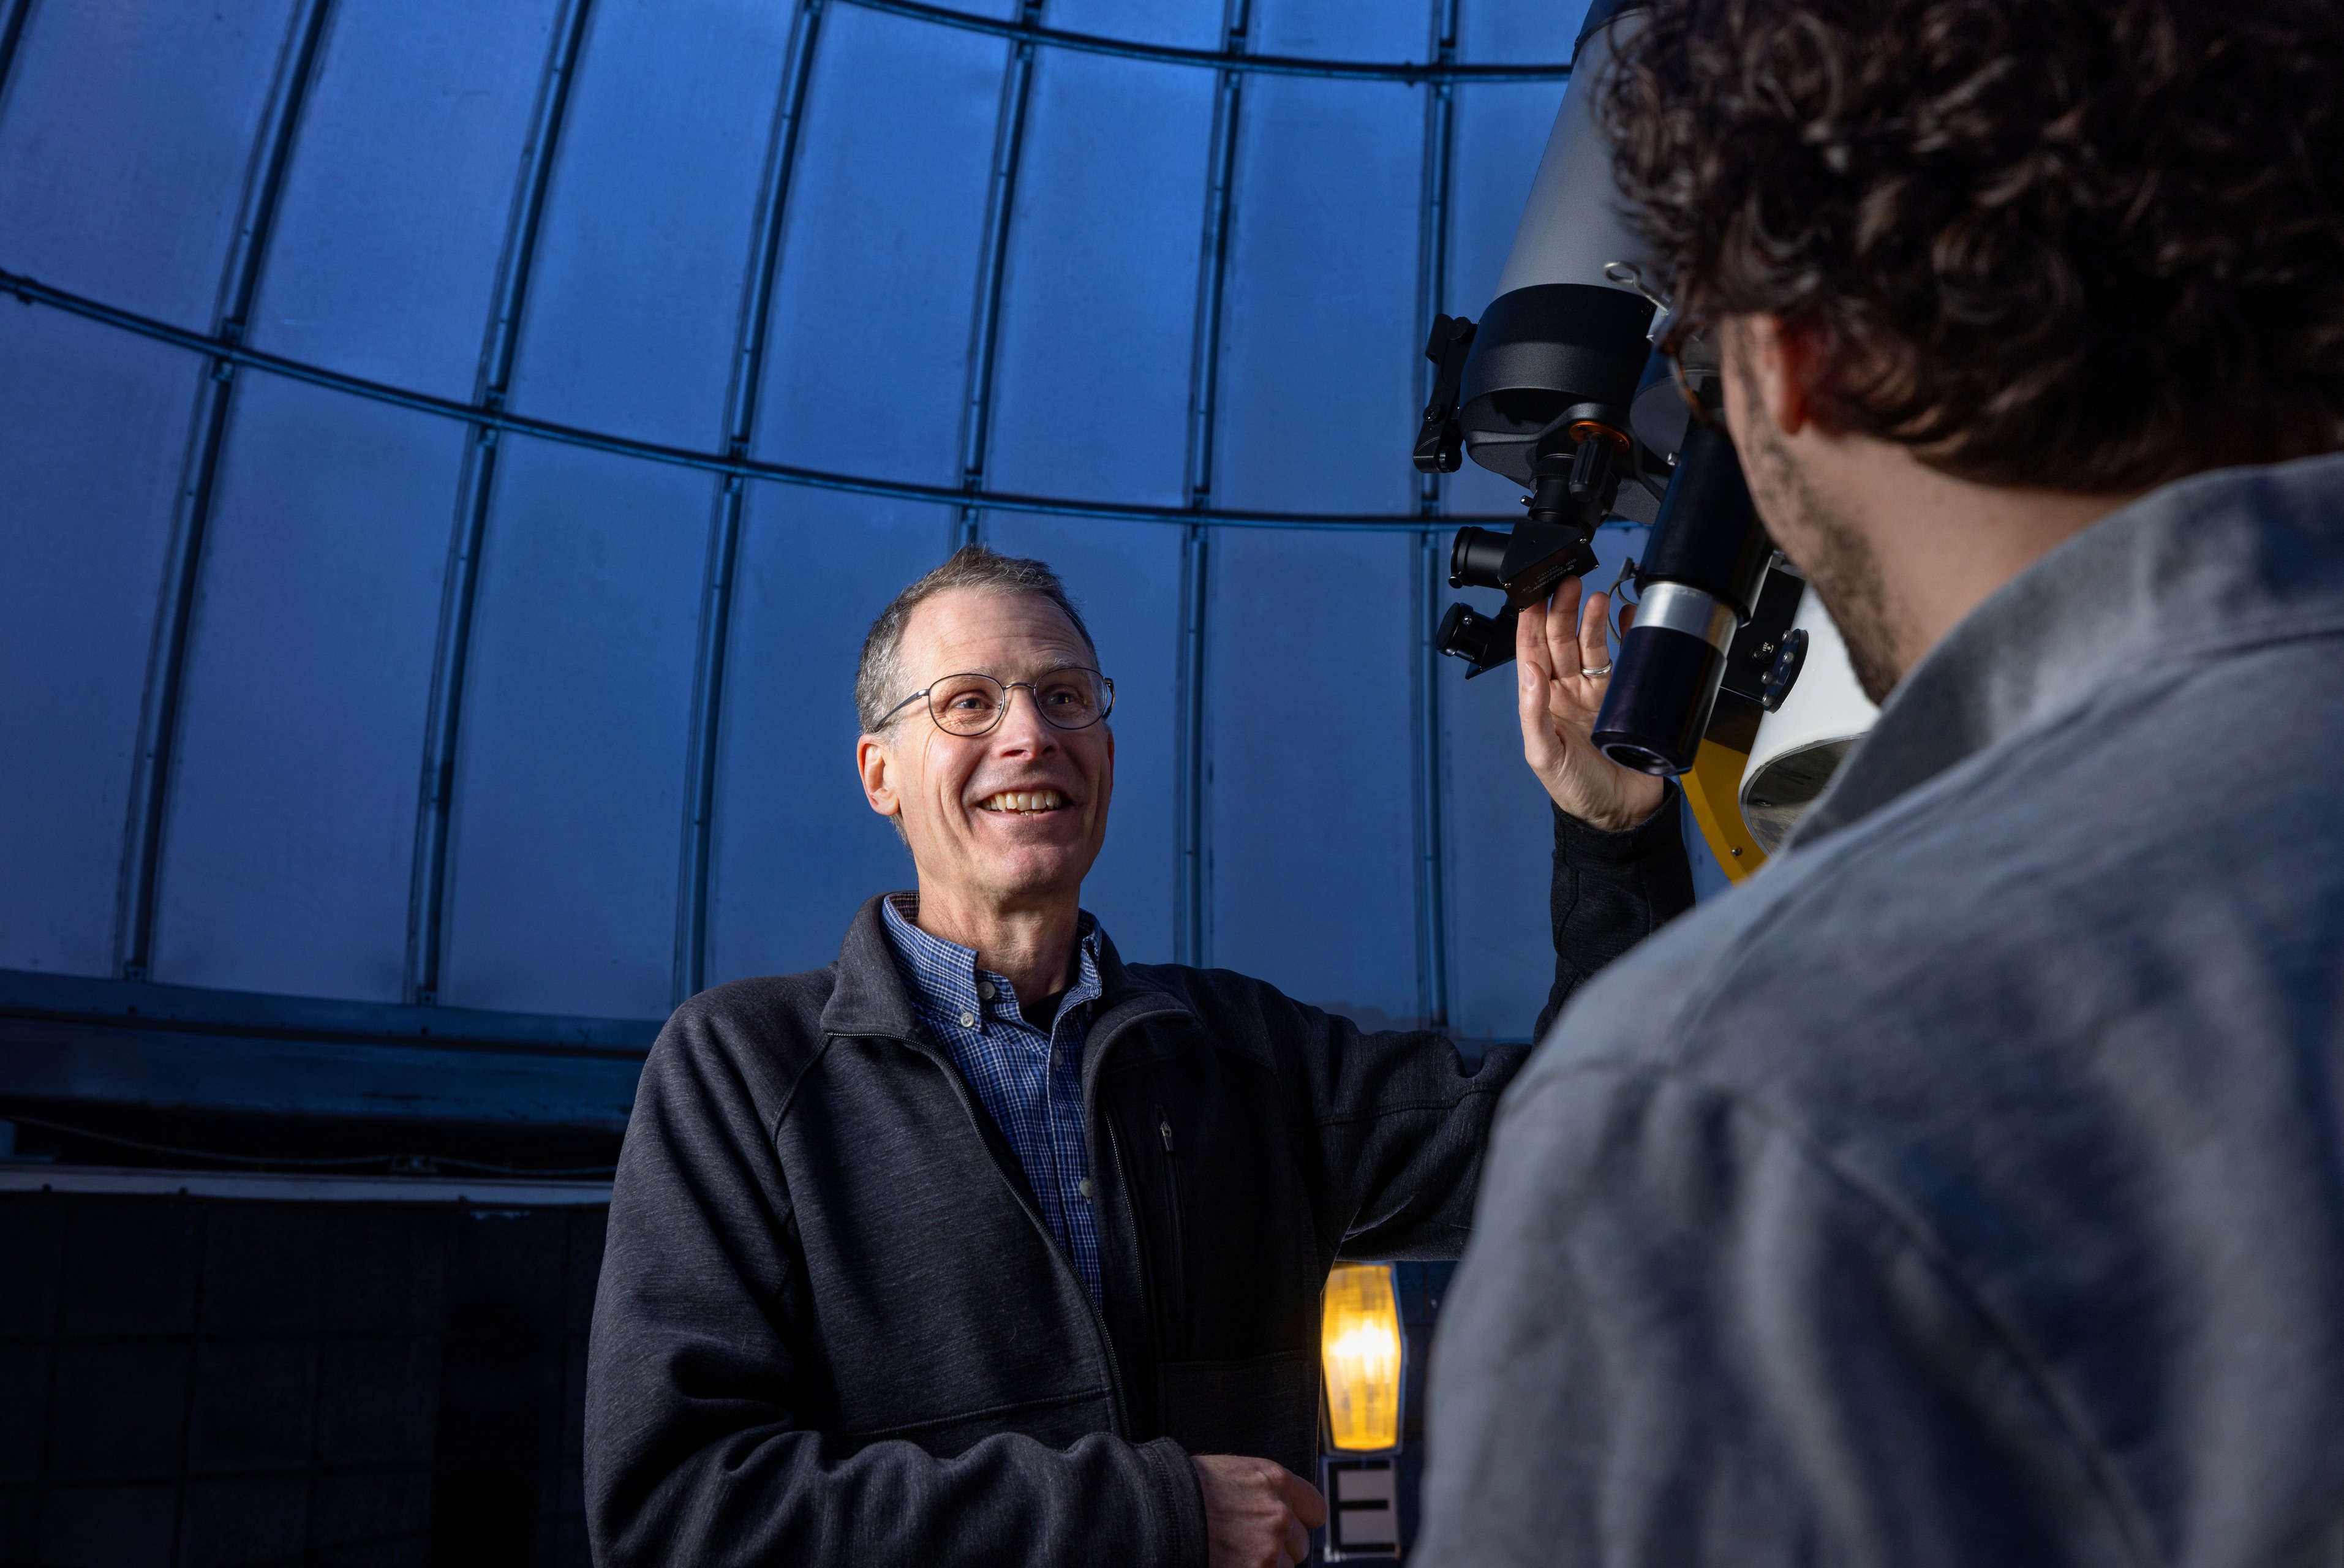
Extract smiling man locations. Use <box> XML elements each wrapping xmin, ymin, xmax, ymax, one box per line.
<box><xmin>584</xmin><ymin>545</ymin><xmax>1693</xmax><ymax>1567</ymax></box>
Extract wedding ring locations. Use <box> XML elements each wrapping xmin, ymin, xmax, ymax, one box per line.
<box><xmin>1581</xmin><ymin>663</ymin><xmax>1614</xmax><ymax>679</ymax></box>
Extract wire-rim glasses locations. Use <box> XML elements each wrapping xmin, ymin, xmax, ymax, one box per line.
<box><xmin>881</xmin><ymin>667</ymin><xmax>1115</xmax><ymax>737</ymax></box>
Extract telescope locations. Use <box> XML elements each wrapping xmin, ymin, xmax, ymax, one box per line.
<box><xmin>1414</xmin><ymin>0</ymin><xmax>1872</xmax><ymax>872</ymax></box>
<box><xmin>1414</xmin><ymin>0</ymin><xmax>1661</xmax><ymax>677</ymax></box>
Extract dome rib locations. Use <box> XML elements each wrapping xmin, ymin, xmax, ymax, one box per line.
<box><xmin>1172</xmin><ymin>1</ymin><xmax>1251</xmax><ymax>964</ymax></box>
<box><xmin>0</xmin><ymin>268</ymin><xmax>1510</xmax><ymax>532</ymax></box>
<box><xmin>845</xmin><ymin>0</ymin><xmax>1573</xmax><ymax>81</ymax></box>
<box><xmin>118</xmin><ymin>0</ymin><xmax>335</xmax><ymax>989</ymax></box>
<box><xmin>407</xmin><ymin>0</ymin><xmax>599</xmax><ymax>1009</ymax></box>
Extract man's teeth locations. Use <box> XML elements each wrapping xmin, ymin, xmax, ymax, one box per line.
<box><xmin>982</xmin><ymin>790</ymin><xmax>1064</xmax><ymax>813</ymax></box>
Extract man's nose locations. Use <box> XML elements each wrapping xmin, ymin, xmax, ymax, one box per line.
<box><xmin>992</xmin><ymin>686</ymin><xmax>1058</xmax><ymax>752</ymax></box>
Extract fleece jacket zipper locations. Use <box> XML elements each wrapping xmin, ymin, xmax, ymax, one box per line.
<box><xmin>892</xmin><ymin>1029</ymin><xmax>1132</xmax><ymax>1437</ymax></box>
<box><xmin>1155</xmin><ymin>1104</ymin><xmax>1187</xmax><ymax>1330</ymax></box>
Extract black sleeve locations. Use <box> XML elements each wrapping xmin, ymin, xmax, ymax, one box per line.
<box><xmin>1276</xmin><ymin>786</ymin><xmax>1698</xmax><ymax>1264</ymax></box>
<box><xmin>585</xmin><ymin>1008</ymin><xmax>1205</xmax><ymax>1568</ymax></box>
<box><xmin>1534</xmin><ymin>782</ymin><xmax>1697</xmax><ymax>1041</ymax></box>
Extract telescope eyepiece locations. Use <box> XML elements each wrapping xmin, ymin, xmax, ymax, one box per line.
<box><xmin>1449</xmin><ymin>526</ymin><xmax>1513</xmax><ymax>592</ymax></box>
<box><xmin>1591</xmin><ymin>587</ymin><xmax>1739</xmax><ymax>775</ymax></box>
<box><xmin>1434</xmin><ymin>600</ymin><xmax>1519</xmax><ymax>677</ymax></box>
<box><xmin>1597</xmin><ymin>741</ymin><xmax>1678</xmax><ymax>778</ymax></box>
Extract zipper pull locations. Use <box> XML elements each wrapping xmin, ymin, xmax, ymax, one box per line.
<box><xmin>1159</xmin><ymin>1115</ymin><xmax>1174</xmax><ymax>1153</ymax></box>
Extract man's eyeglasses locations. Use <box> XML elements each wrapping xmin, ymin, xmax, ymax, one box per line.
<box><xmin>881</xmin><ymin>667</ymin><xmax>1115</xmax><ymax>738</ymax></box>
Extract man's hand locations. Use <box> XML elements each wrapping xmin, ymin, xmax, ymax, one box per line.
<box><xmin>1518</xmin><ymin>575</ymin><xmax>1668</xmax><ymax>833</ymax></box>
<box><xmin>1193</xmin><ymin>1454</ymin><xmax>1326</xmax><ymax>1568</ymax></box>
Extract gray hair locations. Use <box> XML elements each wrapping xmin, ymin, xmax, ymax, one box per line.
<box><xmin>855</xmin><ymin>545</ymin><xmax>1099</xmax><ymax>734</ymax></box>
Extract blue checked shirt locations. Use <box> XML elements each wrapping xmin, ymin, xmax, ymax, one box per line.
<box><xmin>880</xmin><ymin>893</ymin><xmax>1108</xmax><ymax>1310</ymax></box>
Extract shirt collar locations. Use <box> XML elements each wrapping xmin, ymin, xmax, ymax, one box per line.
<box><xmin>879</xmin><ymin>892</ymin><xmax>1106</xmax><ymax>1034</ymax></box>
<box><xmin>1788</xmin><ymin>453</ymin><xmax>2344</xmax><ymax>851</ymax></box>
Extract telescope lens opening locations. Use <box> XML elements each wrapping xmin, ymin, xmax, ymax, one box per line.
<box><xmin>1597</xmin><ymin>741</ymin><xmax>1678</xmax><ymax>777</ymax></box>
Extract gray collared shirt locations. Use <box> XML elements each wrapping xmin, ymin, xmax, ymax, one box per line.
<box><xmin>1419</xmin><ymin>454</ymin><xmax>2344</xmax><ymax>1567</ymax></box>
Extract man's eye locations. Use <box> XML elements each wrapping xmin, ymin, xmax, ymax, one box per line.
<box><xmin>945</xmin><ymin>693</ymin><xmax>992</xmax><ymax>712</ymax></box>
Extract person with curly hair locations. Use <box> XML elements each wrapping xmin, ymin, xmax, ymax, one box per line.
<box><xmin>1416</xmin><ymin>0</ymin><xmax>2344</xmax><ymax>1562</ymax></box>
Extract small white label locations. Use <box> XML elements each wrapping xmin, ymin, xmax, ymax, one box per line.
<box><xmin>1327</xmin><ymin>1461</ymin><xmax>1399</xmax><ymax>1553</ymax></box>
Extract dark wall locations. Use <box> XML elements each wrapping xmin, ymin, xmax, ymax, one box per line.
<box><xmin>3</xmin><ymin>1189</ymin><xmax>1453</xmax><ymax>1566</ymax></box>
<box><xmin>1</xmin><ymin>1193</ymin><xmax>603</xmax><ymax>1568</ymax></box>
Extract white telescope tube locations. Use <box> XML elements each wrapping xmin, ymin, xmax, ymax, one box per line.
<box><xmin>1739</xmin><ymin>592</ymin><xmax>1880</xmax><ymax>854</ymax></box>
<box><xmin>1494</xmin><ymin>5</ymin><xmax>1651</xmax><ymax>300</ymax></box>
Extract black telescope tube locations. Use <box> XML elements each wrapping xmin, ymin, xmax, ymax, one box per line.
<box><xmin>1592</xmin><ymin>613</ymin><xmax>1727</xmax><ymax>775</ymax></box>
<box><xmin>1591</xmin><ymin>420</ymin><xmax>1771</xmax><ymax>774</ymax></box>
<box><xmin>1635</xmin><ymin>419</ymin><xmax>1769</xmax><ymax>614</ymax></box>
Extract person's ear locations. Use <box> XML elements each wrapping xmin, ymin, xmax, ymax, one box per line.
<box><xmin>856</xmin><ymin>733</ymin><xmax>900</xmax><ymax>821</ymax></box>
<box><xmin>1725</xmin><ymin>314</ymin><xmax>1827</xmax><ymax>439</ymax></box>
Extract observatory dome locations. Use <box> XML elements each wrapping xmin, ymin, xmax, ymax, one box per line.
<box><xmin>0</xmin><ymin>0</ymin><xmax>1643</xmax><ymax>1128</ymax></box>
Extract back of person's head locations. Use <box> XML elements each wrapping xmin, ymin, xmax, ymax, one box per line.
<box><xmin>1602</xmin><ymin>0</ymin><xmax>2344</xmax><ymax>492</ymax></box>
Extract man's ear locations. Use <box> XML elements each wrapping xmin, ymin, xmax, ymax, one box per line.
<box><xmin>1725</xmin><ymin>314</ymin><xmax>1828</xmax><ymax>439</ymax></box>
<box><xmin>856</xmin><ymin>733</ymin><xmax>899</xmax><ymax>821</ymax></box>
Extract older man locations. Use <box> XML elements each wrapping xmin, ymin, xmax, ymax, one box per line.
<box><xmin>585</xmin><ymin>544</ymin><xmax>1690</xmax><ymax>1567</ymax></box>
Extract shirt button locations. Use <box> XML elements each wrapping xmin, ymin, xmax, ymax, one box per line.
<box><xmin>1077</xmin><ymin>1178</ymin><xmax>1095</xmax><ymax>1202</ymax></box>
<box><xmin>976</xmin><ymin>981</ymin><xmax>996</xmax><ymax>1000</ymax></box>
<box><xmin>958</xmin><ymin>1011</ymin><xmax>976</xmax><ymax>1028</ymax></box>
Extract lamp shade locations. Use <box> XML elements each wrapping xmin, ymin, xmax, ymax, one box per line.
<box><xmin>1322</xmin><ymin>1262</ymin><xmax>1404</xmax><ymax>1453</ymax></box>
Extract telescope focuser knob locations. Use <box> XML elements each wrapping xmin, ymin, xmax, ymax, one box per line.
<box><xmin>1759</xmin><ymin>627</ymin><xmax>1809</xmax><ymax>712</ymax></box>
<box><xmin>1566</xmin><ymin>436</ymin><xmax>1621</xmax><ymax>532</ymax></box>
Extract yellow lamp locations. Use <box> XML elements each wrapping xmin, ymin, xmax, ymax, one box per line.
<box><xmin>1321</xmin><ymin>1263</ymin><xmax>1404</xmax><ymax>1453</ymax></box>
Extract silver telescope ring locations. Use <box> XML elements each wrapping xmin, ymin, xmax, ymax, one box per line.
<box><xmin>1631</xmin><ymin>581</ymin><xmax>1738</xmax><ymax>652</ymax></box>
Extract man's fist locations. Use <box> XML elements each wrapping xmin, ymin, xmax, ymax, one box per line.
<box><xmin>1193</xmin><ymin>1454</ymin><xmax>1327</xmax><ymax>1568</ymax></box>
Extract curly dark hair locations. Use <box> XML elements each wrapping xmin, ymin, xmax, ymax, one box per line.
<box><xmin>1600</xmin><ymin>0</ymin><xmax>2344</xmax><ymax>491</ymax></box>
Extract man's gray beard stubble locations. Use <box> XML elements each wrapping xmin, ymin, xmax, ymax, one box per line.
<box><xmin>1727</xmin><ymin>349</ymin><xmax>1905</xmax><ymax>706</ymax></box>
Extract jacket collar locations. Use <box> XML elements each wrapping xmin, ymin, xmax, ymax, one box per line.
<box><xmin>1789</xmin><ymin>453</ymin><xmax>2344</xmax><ymax>851</ymax></box>
<box><xmin>820</xmin><ymin>894</ymin><xmax>1194</xmax><ymax>1047</ymax></box>
<box><xmin>820</xmin><ymin>895</ymin><xmax>929</xmax><ymax>1042</ymax></box>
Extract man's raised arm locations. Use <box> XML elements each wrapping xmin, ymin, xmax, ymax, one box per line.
<box><xmin>1517</xmin><ymin>573</ymin><xmax>1695</xmax><ymax>1039</ymax></box>
<box><xmin>1276</xmin><ymin>575</ymin><xmax>1694</xmax><ymax>1262</ymax></box>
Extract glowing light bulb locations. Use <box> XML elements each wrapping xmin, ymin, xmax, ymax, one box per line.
<box><xmin>1321</xmin><ymin>1263</ymin><xmax>1404</xmax><ymax>1452</ymax></box>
